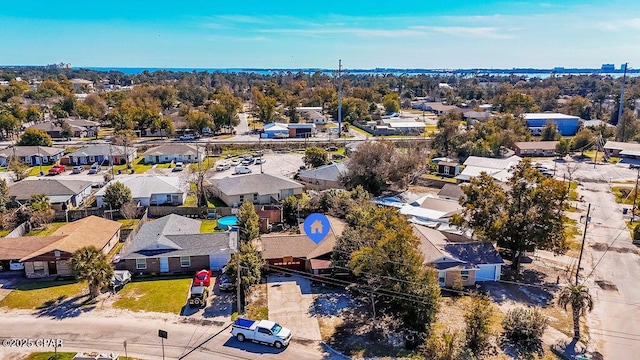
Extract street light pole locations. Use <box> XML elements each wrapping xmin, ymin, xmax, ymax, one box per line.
<box><xmin>575</xmin><ymin>203</ymin><xmax>591</xmax><ymax>285</ymax></box>
<box><xmin>633</xmin><ymin>168</ymin><xmax>640</xmax><ymax>223</ymax></box>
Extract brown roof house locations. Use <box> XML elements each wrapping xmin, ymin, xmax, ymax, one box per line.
<box><xmin>117</xmin><ymin>214</ymin><xmax>237</xmax><ymax>275</ymax></box>
<box><xmin>412</xmin><ymin>225</ymin><xmax>504</xmax><ymax>287</ymax></box>
<box><xmin>513</xmin><ymin>141</ymin><xmax>559</xmax><ymax>157</ymax></box>
<box><xmin>15</xmin><ymin>216</ymin><xmax>122</xmax><ymax>278</ymax></box>
<box><xmin>260</xmin><ymin>216</ymin><xmax>345</xmax><ymax>276</ymax></box>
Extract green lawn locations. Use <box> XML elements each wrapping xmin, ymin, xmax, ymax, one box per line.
<box><xmin>26</xmin><ymin>222</ymin><xmax>67</xmax><ymax>236</ymax></box>
<box><xmin>181</xmin><ymin>195</ymin><xmax>197</xmax><ymax>207</ymax></box>
<box><xmin>113</xmin><ymin>277</ymin><xmax>192</xmax><ymax>314</ymax></box>
<box><xmin>0</xmin><ymin>228</ymin><xmax>12</xmax><ymax>237</ymax></box>
<box><xmin>113</xmin><ymin>156</ymin><xmax>153</xmax><ymax>174</ymax></box>
<box><xmin>28</xmin><ymin>164</ymin><xmax>55</xmax><ymax>177</ymax></box>
<box><xmin>208</xmin><ymin>196</ymin><xmax>226</xmax><ymax>207</ymax></box>
<box><xmin>421</xmin><ymin>173</ymin><xmax>458</xmax><ymax>183</ymax></box>
<box><xmin>117</xmin><ymin>218</ymin><xmax>140</xmax><ymax>230</ymax></box>
<box><xmin>24</xmin><ymin>352</ymin><xmax>76</xmax><ymax>360</ymax></box>
<box><xmin>0</xmin><ymin>280</ymin><xmax>86</xmax><ymax>309</ymax></box>
<box><xmin>612</xmin><ymin>186</ymin><xmax>635</xmax><ymax>205</ymax></box>
<box><xmin>200</xmin><ymin>219</ymin><xmax>219</xmax><ymax>233</ymax></box>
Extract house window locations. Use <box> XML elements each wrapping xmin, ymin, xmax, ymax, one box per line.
<box><xmin>253</xmin><ymin>193</ymin><xmax>258</xmax><ymax>202</ymax></box>
<box><xmin>180</xmin><ymin>256</ymin><xmax>191</xmax><ymax>267</ymax></box>
<box><xmin>187</xmin><ymin>155</ymin><xmax>192</xmax><ymax>160</ymax></box>
<box><xmin>443</xmin><ymin>166</ymin><xmax>450</xmax><ymax>175</ymax></box>
<box><xmin>239</xmin><ymin>195</ymin><xmax>244</xmax><ymax>203</ymax></box>
<box><xmin>461</xmin><ymin>270</ymin><xmax>469</xmax><ymax>281</ymax></box>
<box><xmin>438</xmin><ymin>274</ymin><xmax>445</xmax><ymax>284</ymax></box>
<box><xmin>33</xmin><ymin>262</ymin><xmax>46</xmax><ymax>274</ymax></box>
<box><xmin>288</xmin><ymin>189</ymin><xmax>294</xmax><ymax>196</ymax></box>
<box><xmin>136</xmin><ymin>258</ymin><xmax>147</xmax><ymax>270</ymax></box>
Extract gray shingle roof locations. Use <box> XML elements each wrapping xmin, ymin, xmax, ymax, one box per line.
<box><xmin>68</xmin><ymin>144</ymin><xmax>135</xmax><ymax>157</ymax></box>
<box><xmin>298</xmin><ymin>162</ymin><xmax>347</xmax><ymax>182</ymax></box>
<box><xmin>0</xmin><ymin>146</ymin><xmax>65</xmax><ymax>158</ymax></box>
<box><xmin>9</xmin><ymin>179</ymin><xmax>92</xmax><ymax>201</ymax></box>
<box><xmin>443</xmin><ymin>242</ymin><xmax>504</xmax><ymax>266</ymax></box>
<box><xmin>122</xmin><ymin>214</ymin><xmax>233</xmax><ymax>259</ymax></box>
<box><xmin>437</xmin><ymin>184</ymin><xmax>464</xmax><ymax>200</ymax></box>
<box><xmin>211</xmin><ymin>173</ymin><xmax>303</xmax><ymax>196</ymax></box>
<box><xmin>143</xmin><ymin>144</ymin><xmax>205</xmax><ymax>156</ymax></box>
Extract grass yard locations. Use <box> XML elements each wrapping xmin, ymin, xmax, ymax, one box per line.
<box><xmin>26</xmin><ymin>222</ymin><xmax>67</xmax><ymax>236</ymax></box>
<box><xmin>28</xmin><ymin>164</ymin><xmax>56</xmax><ymax>177</ymax></box>
<box><xmin>200</xmin><ymin>219</ymin><xmax>219</xmax><ymax>233</ymax></box>
<box><xmin>23</xmin><ymin>352</ymin><xmax>77</xmax><ymax>360</ymax></box>
<box><xmin>112</xmin><ymin>155</ymin><xmax>153</xmax><ymax>174</ymax></box>
<box><xmin>612</xmin><ymin>186</ymin><xmax>636</xmax><ymax>205</ymax></box>
<box><xmin>245</xmin><ymin>283</ymin><xmax>268</xmax><ymax>320</ymax></box>
<box><xmin>117</xmin><ymin>218</ymin><xmax>140</xmax><ymax>230</ymax></box>
<box><xmin>181</xmin><ymin>195</ymin><xmax>197</xmax><ymax>207</ymax></box>
<box><xmin>0</xmin><ymin>228</ymin><xmax>12</xmax><ymax>237</ymax></box>
<box><xmin>113</xmin><ymin>277</ymin><xmax>192</xmax><ymax>314</ymax></box>
<box><xmin>0</xmin><ymin>280</ymin><xmax>86</xmax><ymax>309</ymax></box>
<box><xmin>421</xmin><ymin>173</ymin><xmax>459</xmax><ymax>183</ymax></box>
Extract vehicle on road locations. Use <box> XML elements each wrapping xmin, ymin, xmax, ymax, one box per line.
<box><xmin>218</xmin><ymin>273</ymin><xmax>234</xmax><ymax>291</ymax></box>
<box><xmin>48</xmin><ymin>165</ymin><xmax>66</xmax><ymax>175</ymax></box>
<box><xmin>193</xmin><ymin>269</ymin><xmax>212</xmax><ymax>287</ymax></box>
<box><xmin>180</xmin><ymin>134</ymin><xmax>195</xmax><ymax>141</ymax></box>
<box><xmin>216</xmin><ymin>162</ymin><xmax>231</xmax><ymax>171</ymax></box>
<box><xmin>173</xmin><ymin>162</ymin><xmax>184</xmax><ymax>171</ymax></box>
<box><xmin>88</xmin><ymin>162</ymin><xmax>100</xmax><ymax>174</ymax></box>
<box><xmin>231</xmin><ymin>318</ymin><xmax>292</xmax><ymax>349</ymax></box>
<box><xmin>234</xmin><ymin>166</ymin><xmax>252</xmax><ymax>174</ymax></box>
<box><xmin>188</xmin><ymin>285</ymin><xmax>209</xmax><ymax>308</ymax></box>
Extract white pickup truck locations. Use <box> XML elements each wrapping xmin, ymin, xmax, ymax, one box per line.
<box><xmin>231</xmin><ymin>318</ymin><xmax>292</xmax><ymax>349</ymax></box>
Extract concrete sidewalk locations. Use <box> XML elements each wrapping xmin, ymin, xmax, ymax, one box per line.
<box><xmin>267</xmin><ymin>274</ymin><xmax>322</xmax><ymax>342</ymax></box>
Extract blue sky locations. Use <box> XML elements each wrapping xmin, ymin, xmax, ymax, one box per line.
<box><xmin>1</xmin><ymin>0</ymin><xmax>639</xmax><ymax>69</ymax></box>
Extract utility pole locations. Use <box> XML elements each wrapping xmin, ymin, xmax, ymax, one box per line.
<box><xmin>337</xmin><ymin>60</ymin><xmax>343</xmax><ymax>137</ymax></box>
<box><xmin>633</xmin><ymin>169</ymin><xmax>640</xmax><ymax>223</ymax></box>
<box><xmin>235</xmin><ymin>227</ymin><xmax>242</xmax><ymax>314</ymax></box>
<box><xmin>576</xmin><ymin>203</ymin><xmax>591</xmax><ymax>285</ymax></box>
<box><xmin>616</xmin><ymin>63</ymin><xmax>628</xmax><ymax>141</ymax></box>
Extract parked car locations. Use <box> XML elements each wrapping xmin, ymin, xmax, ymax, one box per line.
<box><xmin>231</xmin><ymin>318</ymin><xmax>292</xmax><ymax>349</ymax></box>
<box><xmin>253</xmin><ymin>150</ymin><xmax>264</xmax><ymax>157</ymax></box>
<box><xmin>9</xmin><ymin>260</ymin><xmax>24</xmax><ymax>271</ymax></box>
<box><xmin>241</xmin><ymin>157</ymin><xmax>255</xmax><ymax>166</ymax></box>
<box><xmin>193</xmin><ymin>269</ymin><xmax>212</xmax><ymax>287</ymax></box>
<box><xmin>230</xmin><ymin>159</ymin><xmax>241</xmax><ymax>166</ymax></box>
<box><xmin>234</xmin><ymin>166</ymin><xmax>252</xmax><ymax>174</ymax></box>
<box><xmin>541</xmin><ymin>171</ymin><xmax>554</xmax><ymax>178</ymax></box>
<box><xmin>48</xmin><ymin>165</ymin><xmax>66</xmax><ymax>175</ymax></box>
<box><xmin>325</xmin><ymin>146</ymin><xmax>338</xmax><ymax>152</ymax></box>
<box><xmin>72</xmin><ymin>165</ymin><xmax>84</xmax><ymax>174</ymax></box>
<box><xmin>273</xmin><ymin>133</ymin><xmax>288</xmax><ymax>139</ymax></box>
<box><xmin>630</xmin><ymin>164</ymin><xmax>640</xmax><ymax>169</ymax></box>
<box><xmin>173</xmin><ymin>162</ymin><xmax>184</xmax><ymax>172</ymax></box>
<box><xmin>180</xmin><ymin>134</ymin><xmax>195</xmax><ymax>141</ymax></box>
<box><xmin>216</xmin><ymin>162</ymin><xmax>231</xmax><ymax>171</ymax></box>
<box><xmin>255</xmin><ymin>157</ymin><xmax>266</xmax><ymax>165</ymax></box>
<box><xmin>218</xmin><ymin>273</ymin><xmax>235</xmax><ymax>291</ymax></box>
<box><xmin>88</xmin><ymin>162</ymin><xmax>100</xmax><ymax>174</ymax></box>
<box><xmin>188</xmin><ymin>285</ymin><xmax>209</xmax><ymax>308</ymax></box>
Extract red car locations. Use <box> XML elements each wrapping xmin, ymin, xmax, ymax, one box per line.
<box><xmin>48</xmin><ymin>165</ymin><xmax>66</xmax><ymax>175</ymax></box>
<box><xmin>193</xmin><ymin>269</ymin><xmax>212</xmax><ymax>287</ymax></box>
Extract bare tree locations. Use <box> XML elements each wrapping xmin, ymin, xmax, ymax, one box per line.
<box><xmin>120</xmin><ymin>201</ymin><xmax>139</xmax><ymax>226</ymax></box>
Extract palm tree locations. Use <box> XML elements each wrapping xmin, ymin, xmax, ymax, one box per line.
<box><xmin>557</xmin><ymin>285</ymin><xmax>594</xmax><ymax>339</ymax></box>
<box><xmin>70</xmin><ymin>246</ymin><xmax>114</xmax><ymax>298</ymax></box>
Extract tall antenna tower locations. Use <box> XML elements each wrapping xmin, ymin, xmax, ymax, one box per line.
<box><xmin>338</xmin><ymin>60</ymin><xmax>343</xmax><ymax>137</ymax></box>
<box><xmin>617</xmin><ymin>62</ymin><xmax>628</xmax><ymax>141</ymax></box>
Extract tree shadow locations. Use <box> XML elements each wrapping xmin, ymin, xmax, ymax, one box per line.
<box><xmin>35</xmin><ymin>293</ymin><xmax>97</xmax><ymax>319</ymax></box>
<box><xmin>309</xmin><ymin>288</ymin><xmax>356</xmax><ymax>317</ymax></box>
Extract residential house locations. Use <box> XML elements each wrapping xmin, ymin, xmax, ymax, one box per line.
<box><xmin>399</xmin><ymin>195</ymin><xmax>463</xmax><ymax>227</ymax></box>
<box><xmin>524</xmin><ymin>113</ymin><xmax>580</xmax><ymax>136</ymax></box>
<box><xmin>462</xmin><ymin>110</ymin><xmax>492</xmax><ymax>123</ymax></box>
<box><xmin>143</xmin><ymin>144</ymin><xmax>205</xmax><ymax>164</ymax></box>
<box><xmin>69</xmin><ymin>78</ymin><xmax>94</xmax><ymax>93</ymax></box>
<box><xmin>0</xmin><ymin>236</ymin><xmax>61</xmax><ymax>273</ymax></box>
<box><xmin>210</xmin><ymin>173</ymin><xmax>304</xmax><ymax>207</ymax></box>
<box><xmin>8</xmin><ymin>178</ymin><xmax>93</xmax><ymax>210</ymax></box>
<box><xmin>298</xmin><ymin>109</ymin><xmax>327</xmax><ymax>125</ymax></box>
<box><xmin>0</xmin><ymin>146</ymin><xmax>65</xmax><ymax>166</ymax></box>
<box><xmin>66</xmin><ymin>119</ymin><xmax>101</xmax><ymax>138</ymax></box>
<box><xmin>413</xmin><ymin>224</ymin><xmax>504</xmax><ymax>287</ymax></box>
<box><xmin>297</xmin><ymin>162</ymin><xmax>347</xmax><ymax>191</ymax></box>
<box><xmin>437</xmin><ymin>161</ymin><xmax>460</xmax><ymax>177</ymax></box>
<box><xmin>437</xmin><ymin>183</ymin><xmax>464</xmax><ymax>201</ymax></box>
<box><xmin>455</xmin><ymin>155</ymin><xmax>522</xmax><ymax>183</ymax></box>
<box><xmin>67</xmin><ymin>144</ymin><xmax>137</xmax><ymax>165</ymax></box>
<box><xmin>117</xmin><ymin>214</ymin><xmax>236</xmax><ymax>274</ymax></box>
<box><xmin>604</xmin><ymin>141</ymin><xmax>640</xmax><ymax>158</ymax></box>
<box><xmin>96</xmin><ymin>175</ymin><xmax>187</xmax><ymax>207</ymax></box>
<box><xmin>513</xmin><ymin>141</ymin><xmax>559</xmax><ymax>157</ymax></box>
<box><xmin>415</xmin><ymin>102</ymin><xmax>461</xmax><ymax>116</ymax></box>
<box><xmin>17</xmin><ymin>216</ymin><xmax>121</xmax><ymax>278</ymax></box>
<box><xmin>260</xmin><ymin>216</ymin><xmax>345</xmax><ymax>275</ymax></box>
<box><xmin>28</xmin><ymin>121</ymin><xmax>88</xmax><ymax>139</ymax></box>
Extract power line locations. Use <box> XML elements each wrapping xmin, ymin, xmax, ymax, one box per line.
<box><xmin>580</xmin><ymin>225</ymin><xmax>628</xmax><ymax>285</ymax></box>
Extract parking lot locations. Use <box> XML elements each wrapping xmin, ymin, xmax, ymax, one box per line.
<box><xmin>209</xmin><ymin>151</ymin><xmax>305</xmax><ymax>180</ymax></box>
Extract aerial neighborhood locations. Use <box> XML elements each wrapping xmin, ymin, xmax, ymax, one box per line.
<box><xmin>0</xmin><ymin>64</ymin><xmax>639</xmax><ymax>360</ymax></box>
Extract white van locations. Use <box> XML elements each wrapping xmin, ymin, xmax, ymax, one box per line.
<box><xmin>235</xmin><ymin>166</ymin><xmax>252</xmax><ymax>174</ymax></box>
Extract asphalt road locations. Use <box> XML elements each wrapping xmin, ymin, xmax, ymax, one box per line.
<box><xmin>0</xmin><ymin>311</ymin><xmax>331</xmax><ymax>360</ymax></box>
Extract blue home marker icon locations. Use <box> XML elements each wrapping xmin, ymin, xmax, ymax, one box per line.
<box><xmin>303</xmin><ymin>213</ymin><xmax>331</xmax><ymax>244</ymax></box>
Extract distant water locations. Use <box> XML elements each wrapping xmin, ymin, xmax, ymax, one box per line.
<box><xmin>81</xmin><ymin>67</ymin><xmax>631</xmax><ymax>78</ymax></box>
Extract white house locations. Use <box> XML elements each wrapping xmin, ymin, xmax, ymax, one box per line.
<box><xmin>455</xmin><ymin>155</ymin><xmax>522</xmax><ymax>183</ymax></box>
<box><xmin>96</xmin><ymin>175</ymin><xmax>187</xmax><ymax>207</ymax></box>
<box><xmin>143</xmin><ymin>144</ymin><xmax>205</xmax><ymax>164</ymax></box>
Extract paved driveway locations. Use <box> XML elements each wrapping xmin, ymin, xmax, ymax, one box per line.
<box><xmin>267</xmin><ymin>274</ymin><xmax>322</xmax><ymax>342</ymax></box>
